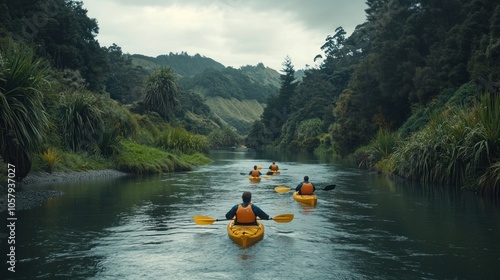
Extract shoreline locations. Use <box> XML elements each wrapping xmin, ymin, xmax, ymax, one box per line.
<box><xmin>0</xmin><ymin>169</ymin><xmax>130</xmax><ymax>212</ymax></box>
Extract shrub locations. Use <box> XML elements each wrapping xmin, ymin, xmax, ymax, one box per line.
<box><xmin>40</xmin><ymin>147</ymin><xmax>61</xmax><ymax>173</ymax></box>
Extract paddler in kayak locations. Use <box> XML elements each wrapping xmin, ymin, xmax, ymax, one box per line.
<box><xmin>248</xmin><ymin>165</ymin><xmax>262</xmax><ymax>178</ymax></box>
<box><xmin>268</xmin><ymin>161</ymin><xmax>279</xmax><ymax>171</ymax></box>
<box><xmin>296</xmin><ymin>176</ymin><xmax>316</xmax><ymax>195</ymax></box>
<box><xmin>226</xmin><ymin>191</ymin><xmax>270</xmax><ymax>225</ymax></box>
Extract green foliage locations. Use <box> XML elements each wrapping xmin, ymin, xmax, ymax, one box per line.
<box><xmin>204</xmin><ymin>96</ymin><xmax>264</xmax><ymax>135</ymax></box>
<box><xmin>369</xmin><ymin>129</ymin><xmax>400</xmax><ymax>163</ymax></box>
<box><xmin>180</xmin><ymin>153</ymin><xmax>213</xmax><ymax>166</ymax></box>
<box><xmin>399</xmin><ymin>83</ymin><xmax>482</xmax><ymax>137</ymax></box>
<box><xmin>113</xmin><ymin>140</ymin><xmax>192</xmax><ymax>174</ymax></box>
<box><xmin>31</xmin><ymin>151</ymin><xmax>112</xmax><ymax>173</ymax></box>
<box><xmin>40</xmin><ymin>147</ymin><xmax>61</xmax><ymax>173</ymax></box>
<box><xmin>157</xmin><ymin>126</ymin><xmax>209</xmax><ymax>154</ymax></box>
<box><xmin>143</xmin><ymin>67</ymin><xmax>178</xmax><ymax>120</ymax></box>
<box><xmin>131</xmin><ymin>52</ymin><xmax>225</xmax><ymax>77</ymax></box>
<box><xmin>374</xmin><ymin>157</ymin><xmax>397</xmax><ymax>174</ymax></box>
<box><xmin>0</xmin><ymin>42</ymin><xmax>50</xmax><ymax>179</ymax></box>
<box><xmin>131</xmin><ymin>113</ymin><xmax>163</xmax><ymax>146</ymax></box>
<box><xmin>104</xmin><ymin>44</ymin><xmax>148</xmax><ymax>104</ymax></box>
<box><xmin>297</xmin><ymin>118</ymin><xmax>324</xmax><ymax>141</ymax></box>
<box><xmin>393</xmin><ymin>92</ymin><xmax>500</xmax><ymax>194</ymax></box>
<box><xmin>476</xmin><ymin>161</ymin><xmax>500</xmax><ymax>196</ymax></box>
<box><xmin>245</xmin><ymin>120</ymin><xmax>269</xmax><ymax>149</ymax></box>
<box><xmin>208</xmin><ymin>127</ymin><xmax>241</xmax><ymax>148</ymax></box>
<box><xmin>1</xmin><ymin>0</ymin><xmax>109</xmax><ymax>91</ymax></box>
<box><xmin>180</xmin><ymin>67</ymin><xmax>277</xmax><ymax>103</ymax></box>
<box><xmin>58</xmin><ymin>92</ymin><xmax>105</xmax><ymax>152</ymax></box>
<box><xmin>354</xmin><ymin>129</ymin><xmax>399</xmax><ymax>171</ymax></box>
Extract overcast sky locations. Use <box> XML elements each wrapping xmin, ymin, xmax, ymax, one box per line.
<box><xmin>82</xmin><ymin>0</ymin><xmax>367</xmax><ymax>71</ymax></box>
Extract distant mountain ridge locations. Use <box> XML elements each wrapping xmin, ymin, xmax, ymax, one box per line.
<box><xmin>129</xmin><ymin>52</ymin><xmax>281</xmax><ymax>134</ymax></box>
<box><xmin>130</xmin><ymin>52</ymin><xmax>225</xmax><ymax>77</ymax></box>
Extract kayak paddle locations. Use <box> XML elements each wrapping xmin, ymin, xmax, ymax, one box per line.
<box><xmin>274</xmin><ymin>185</ymin><xmax>336</xmax><ymax>193</ymax></box>
<box><xmin>193</xmin><ymin>213</ymin><xmax>294</xmax><ymax>225</ymax></box>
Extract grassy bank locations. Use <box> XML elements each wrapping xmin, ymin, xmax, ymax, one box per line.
<box><xmin>354</xmin><ymin>91</ymin><xmax>500</xmax><ymax>196</ymax></box>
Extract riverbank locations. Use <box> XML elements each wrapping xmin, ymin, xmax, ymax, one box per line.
<box><xmin>0</xmin><ymin>169</ymin><xmax>130</xmax><ymax>212</ymax></box>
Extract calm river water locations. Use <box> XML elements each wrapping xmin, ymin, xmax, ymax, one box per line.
<box><xmin>2</xmin><ymin>150</ymin><xmax>500</xmax><ymax>279</ymax></box>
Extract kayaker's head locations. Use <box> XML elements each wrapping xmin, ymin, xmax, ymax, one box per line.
<box><xmin>253</xmin><ymin>165</ymin><xmax>257</xmax><ymax>170</ymax></box>
<box><xmin>242</xmin><ymin>191</ymin><xmax>252</xmax><ymax>203</ymax></box>
<box><xmin>304</xmin><ymin>176</ymin><xmax>309</xmax><ymax>182</ymax></box>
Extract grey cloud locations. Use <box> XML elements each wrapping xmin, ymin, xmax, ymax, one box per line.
<box><xmin>102</xmin><ymin>0</ymin><xmax>367</xmax><ymax>33</ymax></box>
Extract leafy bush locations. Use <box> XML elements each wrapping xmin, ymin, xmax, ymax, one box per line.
<box><xmin>40</xmin><ymin>148</ymin><xmax>61</xmax><ymax>173</ymax></box>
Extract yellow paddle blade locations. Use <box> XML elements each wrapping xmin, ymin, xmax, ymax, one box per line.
<box><xmin>257</xmin><ymin>165</ymin><xmax>263</xmax><ymax>170</ymax></box>
<box><xmin>272</xmin><ymin>213</ymin><xmax>294</xmax><ymax>223</ymax></box>
<box><xmin>274</xmin><ymin>186</ymin><xmax>291</xmax><ymax>193</ymax></box>
<box><xmin>193</xmin><ymin>216</ymin><xmax>216</xmax><ymax>225</ymax></box>
<box><xmin>263</xmin><ymin>175</ymin><xmax>272</xmax><ymax>179</ymax></box>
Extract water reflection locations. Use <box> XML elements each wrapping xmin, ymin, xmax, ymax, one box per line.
<box><xmin>2</xmin><ymin>150</ymin><xmax>500</xmax><ymax>279</ymax></box>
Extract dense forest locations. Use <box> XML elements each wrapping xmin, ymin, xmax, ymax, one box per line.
<box><xmin>246</xmin><ymin>0</ymin><xmax>500</xmax><ymax>196</ymax></box>
<box><xmin>1</xmin><ymin>0</ymin><xmax>499</xmax><ymax>196</ymax></box>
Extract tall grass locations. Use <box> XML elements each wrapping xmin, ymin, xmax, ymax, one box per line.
<box><xmin>59</xmin><ymin>92</ymin><xmax>104</xmax><ymax>152</ymax></box>
<box><xmin>0</xmin><ymin>42</ymin><xmax>50</xmax><ymax>178</ymax></box>
<box><xmin>157</xmin><ymin>126</ymin><xmax>208</xmax><ymax>154</ymax></box>
<box><xmin>40</xmin><ymin>147</ymin><xmax>61</xmax><ymax>173</ymax></box>
<box><xmin>393</xmin><ymin>92</ymin><xmax>500</xmax><ymax>195</ymax></box>
<box><xmin>369</xmin><ymin>129</ymin><xmax>400</xmax><ymax>162</ymax></box>
<box><xmin>355</xmin><ymin>129</ymin><xmax>399</xmax><ymax>171</ymax></box>
<box><xmin>113</xmin><ymin>140</ymin><xmax>192</xmax><ymax>174</ymax></box>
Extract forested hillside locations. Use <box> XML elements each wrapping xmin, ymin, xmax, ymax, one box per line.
<box><xmin>128</xmin><ymin>53</ymin><xmax>280</xmax><ymax>134</ymax></box>
<box><xmin>130</xmin><ymin>52</ymin><xmax>225</xmax><ymax>77</ymax></box>
<box><xmin>248</xmin><ymin>0</ymin><xmax>500</xmax><ymax>195</ymax></box>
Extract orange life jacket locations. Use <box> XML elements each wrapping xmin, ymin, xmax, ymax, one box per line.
<box><xmin>271</xmin><ymin>164</ymin><xmax>278</xmax><ymax>171</ymax></box>
<box><xmin>251</xmin><ymin>170</ymin><xmax>260</xmax><ymax>177</ymax></box>
<box><xmin>236</xmin><ymin>204</ymin><xmax>256</xmax><ymax>224</ymax></box>
<box><xmin>300</xmin><ymin>182</ymin><xmax>314</xmax><ymax>195</ymax></box>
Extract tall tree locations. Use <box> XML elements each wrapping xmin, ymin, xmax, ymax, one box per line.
<box><xmin>104</xmin><ymin>44</ymin><xmax>147</xmax><ymax>104</ymax></box>
<box><xmin>260</xmin><ymin>56</ymin><xmax>296</xmax><ymax>142</ymax></box>
<box><xmin>143</xmin><ymin>67</ymin><xmax>179</xmax><ymax>120</ymax></box>
<box><xmin>1</xmin><ymin>0</ymin><xmax>108</xmax><ymax>91</ymax></box>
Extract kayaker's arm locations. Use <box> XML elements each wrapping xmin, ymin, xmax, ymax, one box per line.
<box><xmin>225</xmin><ymin>205</ymin><xmax>238</xmax><ymax>220</ymax></box>
<box><xmin>252</xmin><ymin>204</ymin><xmax>270</xmax><ymax>220</ymax></box>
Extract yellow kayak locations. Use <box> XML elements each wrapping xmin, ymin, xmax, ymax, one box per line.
<box><xmin>293</xmin><ymin>191</ymin><xmax>318</xmax><ymax>206</ymax></box>
<box><xmin>267</xmin><ymin>169</ymin><xmax>281</xmax><ymax>175</ymax></box>
<box><xmin>227</xmin><ymin>220</ymin><xmax>264</xmax><ymax>248</ymax></box>
<box><xmin>249</xmin><ymin>176</ymin><xmax>261</xmax><ymax>182</ymax></box>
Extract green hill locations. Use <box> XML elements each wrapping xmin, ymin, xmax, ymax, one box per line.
<box><xmin>128</xmin><ymin>53</ymin><xmax>280</xmax><ymax>135</ymax></box>
<box><xmin>130</xmin><ymin>52</ymin><xmax>225</xmax><ymax>77</ymax></box>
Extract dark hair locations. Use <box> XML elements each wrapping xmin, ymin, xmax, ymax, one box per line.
<box><xmin>242</xmin><ymin>191</ymin><xmax>252</xmax><ymax>203</ymax></box>
<box><xmin>304</xmin><ymin>176</ymin><xmax>309</xmax><ymax>181</ymax></box>
<box><xmin>254</xmin><ymin>165</ymin><xmax>257</xmax><ymax>169</ymax></box>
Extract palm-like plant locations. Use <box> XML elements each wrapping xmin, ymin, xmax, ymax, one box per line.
<box><xmin>143</xmin><ymin>67</ymin><xmax>178</xmax><ymax>120</ymax></box>
<box><xmin>0</xmin><ymin>42</ymin><xmax>50</xmax><ymax>179</ymax></box>
<box><xmin>59</xmin><ymin>92</ymin><xmax>104</xmax><ymax>152</ymax></box>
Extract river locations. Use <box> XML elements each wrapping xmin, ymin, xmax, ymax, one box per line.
<box><xmin>2</xmin><ymin>150</ymin><xmax>500</xmax><ymax>279</ymax></box>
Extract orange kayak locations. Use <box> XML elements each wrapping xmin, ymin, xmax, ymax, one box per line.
<box><xmin>293</xmin><ymin>191</ymin><xmax>318</xmax><ymax>206</ymax></box>
<box><xmin>227</xmin><ymin>220</ymin><xmax>264</xmax><ymax>248</ymax></box>
<box><xmin>249</xmin><ymin>176</ymin><xmax>261</xmax><ymax>182</ymax></box>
